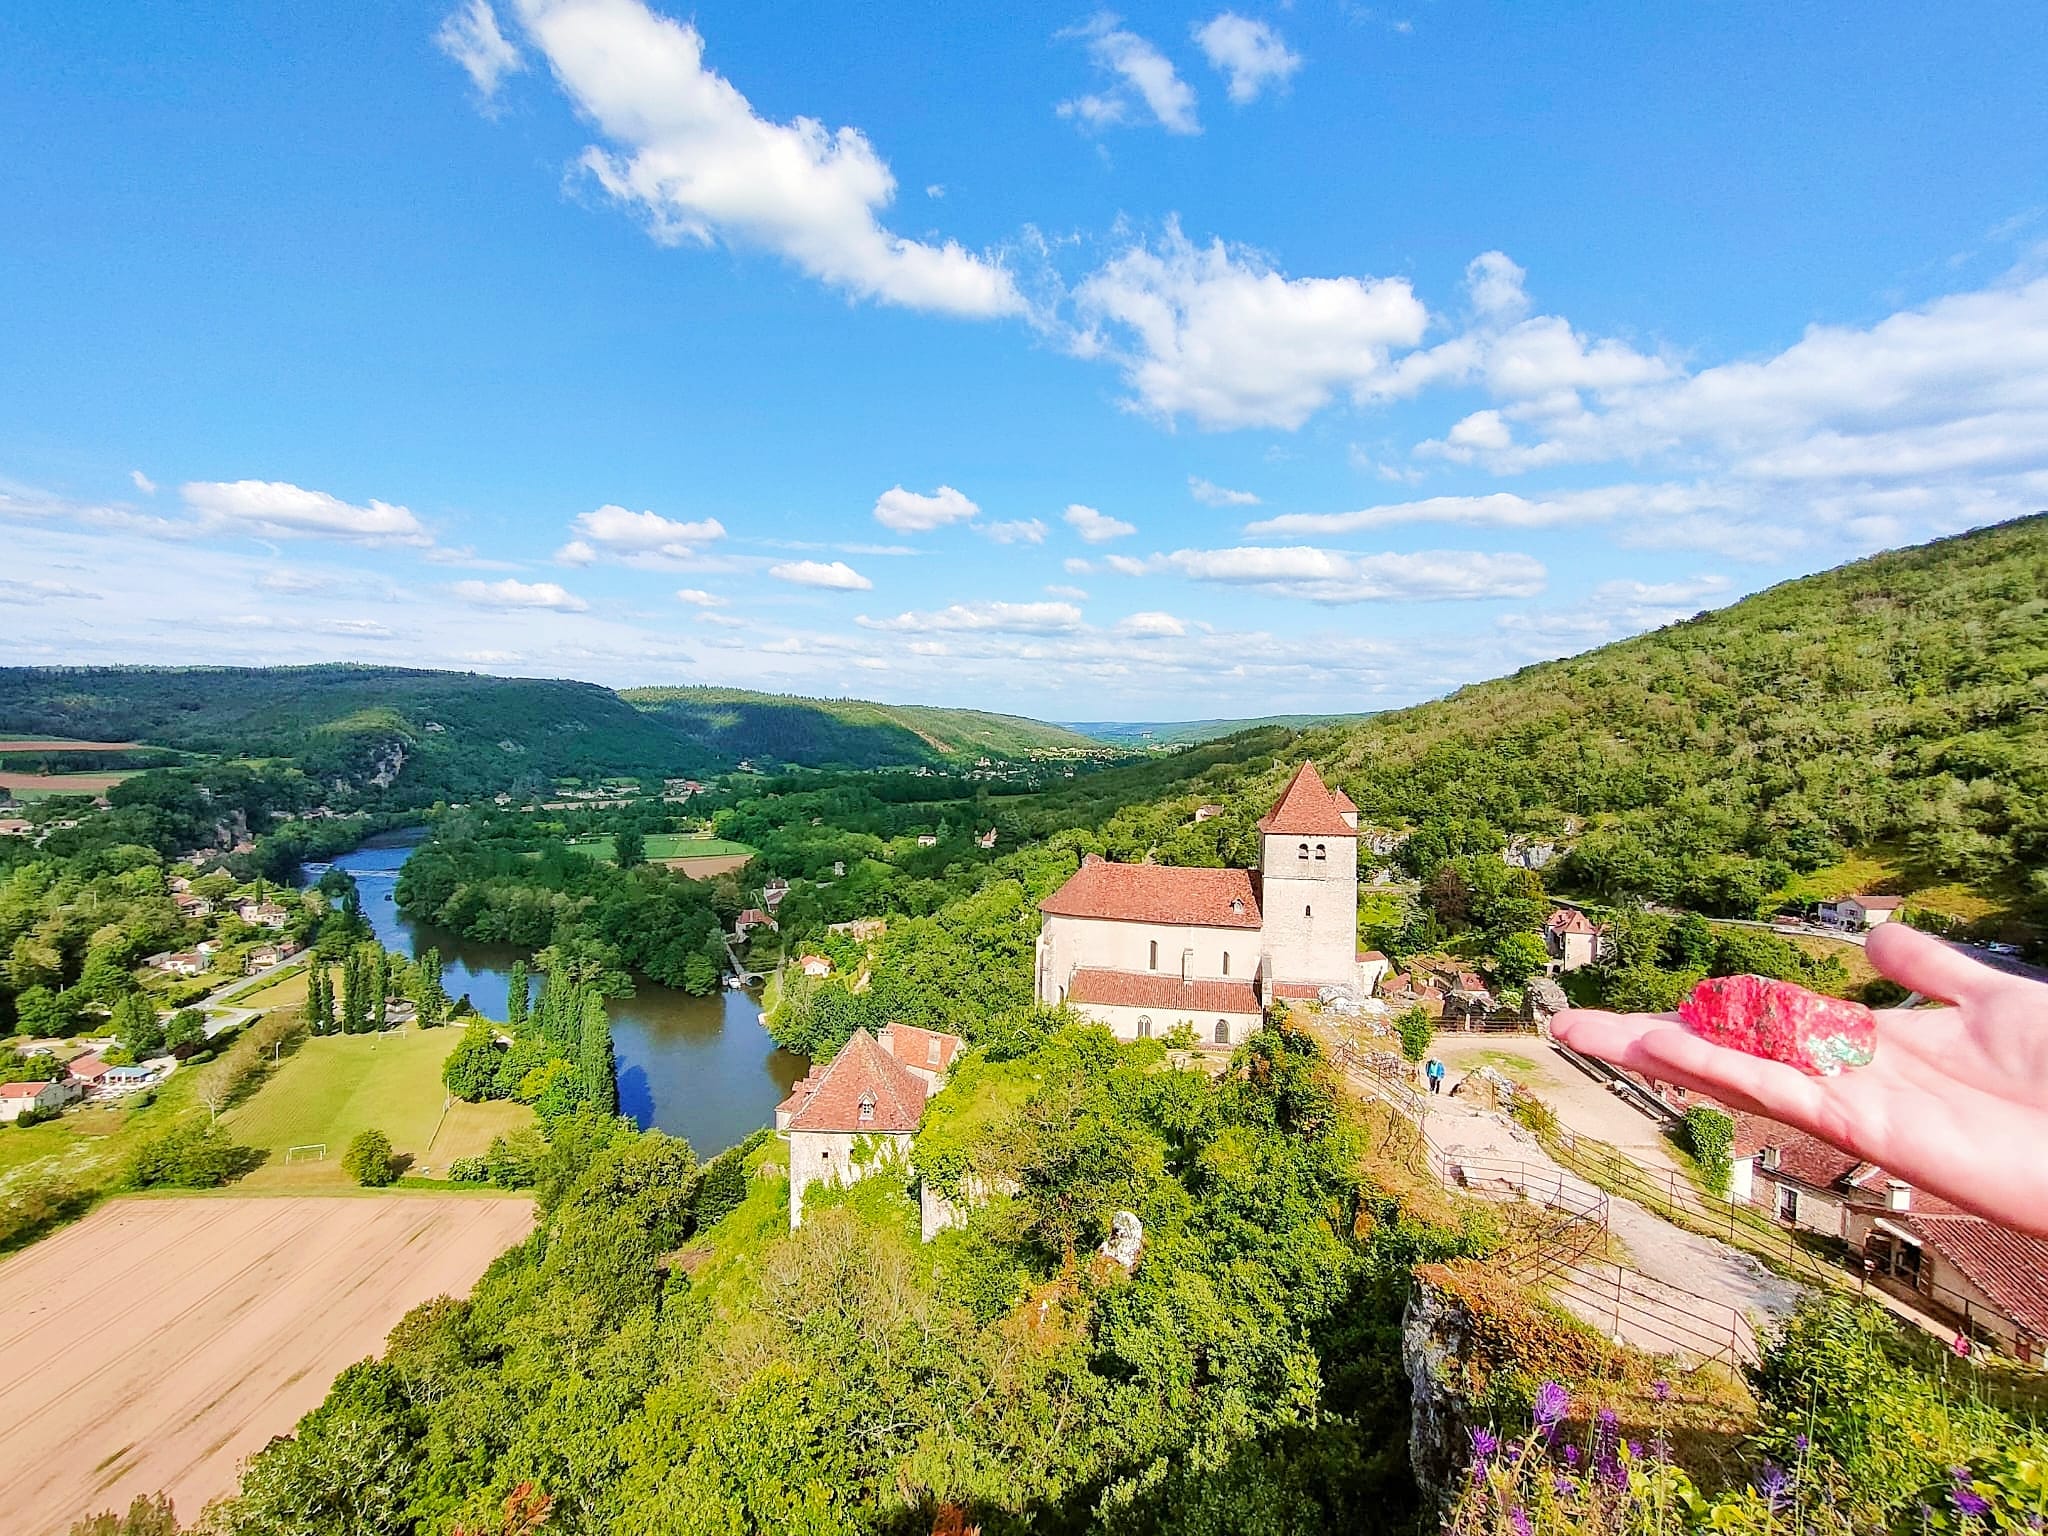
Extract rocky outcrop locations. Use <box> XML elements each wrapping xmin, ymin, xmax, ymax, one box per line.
<box><xmin>366</xmin><ymin>739</ymin><xmax>406</xmax><ymax>788</ymax></box>
<box><xmin>1403</xmin><ymin>1273</ymin><xmax>1480</xmax><ymax>1513</ymax></box>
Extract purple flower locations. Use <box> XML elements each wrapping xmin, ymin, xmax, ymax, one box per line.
<box><xmin>1563</xmin><ymin>1445</ymin><xmax>1581</xmax><ymax>1467</ymax></box>
<box><xmin>1511</xmin><ymin>1510</ymin><xmax>1533</xmax><ymax>1536</ymax></box>
<box><xmin>1533</xmin><ymin>1380</ymin><xmax>1570</xmax><ymax>1429</ymax></box>
<box><xmin>1553</xmin><ymin>1474</ymin><xmax>1574</xmax><ymax>1499</ymax></box>
<box><xmin>1595</xmin><ymin>1451</ymin><xmax>1628</xmax><ymax>1493</ymax></box>
<box><xmin>1651</xmin><ymin>1379</ymin><xmax>1671</xmax><ymax>1404</ymax></box>
<box><xmin>1595</xmin><ymin>1407</ymin><xmax>1619</xmax><ymax>1446</ymax></box>
<box><xmin>1628</xmin><ymin>1441</ymin><xmax>1643</xmax><ymax>1459</ymax></box>
<box><xmin>1758</xmin><ymin>1463</ymin><xmax>1790</xmax><ymax>1511</ymax></box>
<box><xmin>1951</xmin><ymin>1470</ymin><xmax>1992</xmax><ymax>1520</ymax></box>
<box><xmin>1470</xmin><ymin>1427</ymin><xmax>1500</xmax><ymax>1465</ymax></box>
<box><xmin>1795</xmin><ymin>1434</ymin><xmax>1810</xmax><ymax>1454</ymax></box>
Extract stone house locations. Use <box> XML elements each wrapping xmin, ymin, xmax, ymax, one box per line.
<box><xmin>0</xmin><ymin>1080</ymin><xmax>76</xmax><ymax>1122</ymax></box>
<box><xmin>1543</xmin><ymin>908</ymin><xmax>1604</xmax><ymax>972</ymax></box>
<box><xmin>776</xmin><ymin>1024</ymin><xmax>963</xmax><ymax>1229</ymax></box>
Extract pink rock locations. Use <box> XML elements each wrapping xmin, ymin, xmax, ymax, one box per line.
<box><xmin>1679</xmin><ymin>974</ymin><xmax>1875</xmax><ymax>1076</ymax></box>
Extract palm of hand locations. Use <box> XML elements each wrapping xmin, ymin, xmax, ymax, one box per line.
<box><xmin>1551</xmin><ymin>924</ymin><xmax>2048</xmax><ymax>1235</ymax></box>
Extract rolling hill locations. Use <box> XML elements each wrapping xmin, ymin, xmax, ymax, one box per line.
<box><xmin>621</xmin><ymin>686</ymin><xmax>1101</xmax><ymax>767</ymax></box>
<box><xmin>1166</xmin><ymin>514</ymin><xmax>2048</xmax><ymax>932</ymax></box>
<box><xmin>1064</xmin><ymin>713</ymin><xmax>1374</xmax><ymax>747</ymax></box>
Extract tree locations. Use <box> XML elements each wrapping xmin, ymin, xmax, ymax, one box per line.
<box><xmin>342</xmin><ymin>1129</ymin><xmax>397</xmax><ymax>1187</ymax></box>
<box><xmin>578</xmin><ymin>991</ymin><xmax>617</xmax><ymax>1117</ymax></box>
<box><xmin>614</xmin><ymin>828</ymin><xmax>645</xmax><ymax>869</ymax></box>
<box><xmin>1491</xmin><ymin>932</ymin><xmax>1550</xmax><ymax>989</ymax></box>
<box><xmin>413</xmin><ymin>947</ymin><xmax>448</xmax><ymax>1028</ymax></box>
<box><xmin>112</xmin><ymin>993</ymin><xmax>164</xmax><ymax>1059</ymax></box>
<box><xmin>124</xmin><ymin>1120</ymin><xmax>251</xmax><ymax>1188</ymax></box>
<box><xmin>506</xmin><ymin>958</ymin><xmax>529</xmax><ymax>1035</ymax></box>
<box><xmin>1396</xmin><ymin>1005</ymin><xmax>1433</xmax><ymax>1063</ymax></box>
<box><xmin>15</xmin><ymin>984</ymin><xmax>71</xmax><ymax>1037</ymax></box>
<box><xmin>339</xmin><ymin>949</ymin><xmax>367</xmax><ymax>1034</ymax></box>
<box><xmin>443</xmin><ymin>1019</ymin><xmax>502</xmax><ymax>1101</ymax></box>
<box><xmin>371</xmin><ymin>949</ymin><xmax>391</xmax><ymax>1029</ymax></box>
<box><xmin>307</xmin><ymin>966</ymin><xmax>334</xmax><ymax>1034</ymax></box>
<box><xmin>165</xmin><ymin>1009</ymin><xmax>209</xmax><ymax>1055</ymax></box>
<box><xmin>66</xmin><ymin>1492</ymin><xmax>180</xmax><ymax>1536</ymax></box>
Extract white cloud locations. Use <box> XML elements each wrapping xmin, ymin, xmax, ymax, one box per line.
<box><xmin>1188</xmin><ymin>475</ymin><xmax>1260</xmax><ymax>506</ymax></box>
<box><xmin>872</xmin><ymin>483</ymin><xmax>979</xmax><ymax>532</ymax></box>
<box><xmin>453</xmin><ymin>577</ymin><xmax>589</xmax><ymax>611</ymax></box>
<box><xmin>181</xmin><ymin>480</ymin><xmax>432</xmax><ymax>546</ymax></box>
<box><xmin>129</xmin><ymin>470</ymin><xmax>157</xmax><ymax>496</ymax></box>
<box><xmin>981</xmin><ymin>518</ymin><xmax>1048</xmax><ymax>544</ymax></box>
<box><xmin>437</xmin><ymin>0</ymin><xmax>525</xmax><ymax>103</ymax></box>
<box><xmin>0</xmin><ymin>578</ymin><xmax>100</xmax><ymax>604</ymax></box>
<box><xmin>1063</xmin><ymin>557</ymin><xmax>1094</xmax><ymax>574</ymax></box>
<box><xmin>1045</xmin><ymin>583</ymin><xmax>1089</xmax><ymax>599</ymax></box>
<box><xmin>925</xmin><ymin>183</ymin><xmax>945</xmax><ymax>199</ymax></box>
<box><xmin>1059</xmin><ymin>15</ymin><xmax>1199</xmax><ymax>135</ymax></box>
<box><xmin>1192</xmin><ymin>13</ymin><xmax>1301</xmax><ymax>104</ymax></box>
<box><xmin>1592</xmin><ymin>574</ymin><xmax>1731</xmax><ymax>606</ymax></box>
<box><xmin>1248</xmin><ymin>485</ymin><xmax>1730</xmax><ymax>537</ymax></box>
<box><xmin>1074</xmin><ymin>221</ymin><xmax>1429</xmax><ymax>429</ymax></box>
<box><xmin>1102</xmin><ymin>553</ymin><xmax>1149</xmax><ymax>576</ymax></box>
<box><xmin>511</xmin><ymin>0</ymin><xmax>1021</xmax><ymax>317</ymax></box>
<box><xmin>695</xmin><ymin>610</ymin><xmax>744</xmax><ymax>627</ymax></box>
<box><xmin>1118</xmin><ymin>609</ymin><xmax>1186</xmax><ymax>637</ymax></box>
<box><xmin>769</xmin><ymin>559</ymin><xmax>872</xmax><ymax>590</ymax></box>
<box><xmin>858</xmin><ymin>599</ymin><xmax>1083</xmax><ymax>634</ymax></box>
<box><xmin>557</xmin><ymin>503</ymin><xmax>726</xmax><ymax>565</ymax></box>
<box><xmin>1064</xmin><ymin>503</ymin><xmax>1136</xmax><ymax>543</ymax></box>
<box><xmin>1157</xmin><ymin>545</ymin><xmax>1546</xmax><ymax>603</ymax></box>
<box><xmin>675</xmin><ymin>587</ymin><xmax>727</xmax><ymax>606</ymax></box>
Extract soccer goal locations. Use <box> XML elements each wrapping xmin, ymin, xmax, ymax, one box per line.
<box><xmin>285</xmin><ymin>1143</ymin><xmax>328</xmax><ymax>1164</ymax></box>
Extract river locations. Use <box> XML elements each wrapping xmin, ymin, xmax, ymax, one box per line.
<box><xmin>307</xmin><ymin>830</ymin><xmax>807</xmax><ymax>1156</ymax></box>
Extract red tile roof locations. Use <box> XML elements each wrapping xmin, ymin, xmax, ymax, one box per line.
<box><xmin>1853</xmin><ymin>894</ymin><xmax>1906</xmax><ymax>910</ymax></box>
<box><xmin>878</xmin><ymin>1021</ymin><xmax>964</xmax><ymax>1074</ymax></box>
<box><xmin>1357</xmin><ymin>949</ymin><xmax>1388</xmax><ymax>963</ymax></box>
<box><xmin>779</xmin><ymin>1028</ymin><xmax>930</xmax><ymax>1133</ymax></box>
<box><xmin>1272</xmin><ymin>982</ymin><xmax>1323</xmax><ymax>1000</ymax></box>
<box><xmin>1040</xmin><ymin>857</ymin><xmax>1261</xmax><ymax>929</ymax></box>
<box><xmin>1256</xmin><ymin>761</ymin><xmax>1358</xmax><ymax>838</ymax></box>
<box><xmin>1903</xmin><ymin>1214</ymin><xmax>2048</xmax><ymax>1337</ymax></box>
<box><xmin>1</xmin><ymin>1081</ymin><xmax>52</xmax><ymax>1099</ymax></box>
<box><xmin>1546</xmin><ymin>908</ymin><xmax>1599</xmax><ymax>935</ymax></box>
<box><xmin>1067</xmin><ymin>968</ymin><xmax>1262</xmax><ymax>1015</ymax></box>
<box><xmin>1730</xmin><ymin>1111</ymin><xmax>1864</xmax><ymax>1190</ymax></box>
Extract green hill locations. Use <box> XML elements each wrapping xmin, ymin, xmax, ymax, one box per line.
<box><xmin>1063</xmin><ymin>713</ymin><xmax>1374</xmax><ymax>747</ymax></box>
<box><xmin>621</xmin><ymin>685</ymin><xmax>1102</xmax><ymax>768</ymax></box>
<box><xmin>1182</xmin><ymin>514</ymin><xmax>2048</xmax><ymax>931</ymax></box>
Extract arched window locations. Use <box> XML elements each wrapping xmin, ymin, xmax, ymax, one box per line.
<box><xmin>1297</xmin><ymin>841</ymin><xmax>1310</xmax><ymax>861</ymax></box>
<box><xmin>1314</xmin><ymin>842</ymin><xmax>1327</xmax><ymax>861</ymax></box>
<box><xmin>1148</xmin><ymin>939</ymin><xmax>1158</xmax><ymax>970</ymax></box>
<box><xmin>1304</xmin><ymin>904</ymin><xmax>1312</xmax><ymax>918</ymax></box>
<box><xmin>1214</xmin><ymin>1019</ymin><xmax>1230</xmax><ymax>1045</ymax></box>
<box><xmin>1221</xmin><ymin>952</ymin><xmax>1230</xmax><ymax>976</ymax></box>
<box><xmin>1137</xmin><ymin>1015</ymin><xmax>1152</xmax><ymax>1038</ymax></box>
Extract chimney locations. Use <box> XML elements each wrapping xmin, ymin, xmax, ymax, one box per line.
<box><xmin>1886</xmin><ymin>1180</ymin><xmax>1911</xmax><ymax>1213</ymax></box>
<box><xmin>1761</xmin><ymin>1145</ymin><xmax>1781</xmax><ymax>1172</ymax></box>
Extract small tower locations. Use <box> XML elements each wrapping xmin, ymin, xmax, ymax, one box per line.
<box><xmin>1257</xmin><ymin>762</ymin><xmax>1359</xmax><ymax>991</ymax></box>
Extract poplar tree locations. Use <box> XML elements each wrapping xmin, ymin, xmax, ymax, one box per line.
<box><xmin>578</xmin><ymin>990</ymin><xmax>617</xmax><ymax>1116</ymax></box>
<box><xmin>308</xmin><ymin>966</ymin><xmax>334</xmax><ymax>1034</ymax></box>
<box><xmin>415</xmin><ymin>947</ymin><xmax>447</xmax><ymax>1028</ymax></box>
<box><xmin>340</xmin><ymin>950</ymin><xmax>367</xmax><ymax>1034</ymax></box>
<box><xmin>506</xmin><ymin>958</ymin><xmax>529</xmax><ymax>1035</ymax></box>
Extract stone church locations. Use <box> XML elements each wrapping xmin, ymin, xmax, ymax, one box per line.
<box><xmin>1034</xmin><ymin>761</ymin><xmax>1369</xmax><ymax>1046</ymax></box>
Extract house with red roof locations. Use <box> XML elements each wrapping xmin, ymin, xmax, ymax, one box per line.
<box><xmin>1734</xmin><ymin>1110</ymin><xmax>2048</xmax><ymax>1361</ymax></box>
<box><xmin>0</xmin><ymin>1080</ymin><xmax>76</xmax><ymax>1122</ymax></box>
<box><xmin>734</xmin><ymin>908</ymin><xmax>777</xmax><ymax>941</ymax></box>
<box><xmin>1817</xmin><ymin>894</ymin><xmax>1905</xmax><ymax>930</ymax></box>
<box><xmin>775</xmin><ymin>1023</ymin><xmax>964</xmax><ymax>1229</ymax></box>
<box><xmin>1543</xmin><ymin>907</ymin><xmax>1605</xmax><ymax>972</ymax></box>
<box><xmin>1034</xmin><ymin>762</ymin><xmax>1367</xmax><ymax>1047</ymax></box>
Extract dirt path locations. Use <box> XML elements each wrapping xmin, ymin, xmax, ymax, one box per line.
<box><xmin>1430</xmin><ymin>1034</ymin><xmax>1685</xmax><ymax>1174</ymax></box>
<box><xmin>0</xmin><ymin>1194</ymin><xmax>532</xmax><ymax>1534</ymax></box>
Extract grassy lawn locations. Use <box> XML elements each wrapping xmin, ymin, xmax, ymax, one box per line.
<box><xmin>229</xmin><ymin>965</ymin><xmax>318</xmax><ymax>1012</ymax></box>
<box><xmin>226</xmin><ymin>1024</ymin><xmax>534</xmax><ymax>1189</ymax></box>
<box><xmin>555</xmin><ymin>833</ymin><xmax>755</xmax><ymax>864</ymax></box>
<box><xmin>0</xmin><ymin>1067</ymin><xmax>207</xmax><ymax>1195</ymax></box>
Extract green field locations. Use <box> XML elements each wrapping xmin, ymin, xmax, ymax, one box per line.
<box><xmin>226</xmin><ymin>1024</ymin><xmax>533</xmax><ymax>1188</ymax></box>
<box><xmin>0</xmin><ymin>1067</ymin><xmax>205</xmax><ymax>1193</ymax></box>
<box><xmin>556</xmin><ymin>833</ymin><xmax>756</xmax><ymax>864</ymax></box>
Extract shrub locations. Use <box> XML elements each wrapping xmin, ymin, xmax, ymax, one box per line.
<box><xmin>1684</xmin><ymin>1104</ymin><xmax>1735</xmax><ymax>1196</ymax></box>
<box><xmin>689</xmin><ymin>1135</ymin><xmax>767</xmax><ymax>1233</ymax></box>
<box><xmin>342</xmin><ymin>1129</ymin><xmax>397</xmax><ymax>1187</ymax></box>
<box><xmin>447</xmin><ymin>1156</ymin><xmax>489</xmax><ymax>1183</ymax></box>
<box><xmin>1396</xmin><ymin>1005</ymin><xmax>1434</xmax><ymax>1062</ymax></box>
<box><xmin>124</xmin><ymin>1120</ymin><xmax>253</xmax><ymax>1189</ymax></box>
<box><xmin>487</xmin><ymin>1130</ymin><xmax>544</xmax><ymax>1189</ymax></box>
<box><xmin>0</xmin><ymin>1174</ymin><xmax>94</xmax><ymax>1252</ymax></box>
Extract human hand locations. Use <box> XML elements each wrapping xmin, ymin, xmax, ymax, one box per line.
<box><xmin>1551</xmin><ymin>924</ymin><xmax>2048</xmax><ymax>1236</ymax></box>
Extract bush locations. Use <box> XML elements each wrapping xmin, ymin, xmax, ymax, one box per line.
<box><xmin>447</xmin><ymin>1156</ymin><xmax>488</xmax><ymax>1183</ymax></box>
<box><xmin>690</xmin><ymin>1133</ymin><xmax>770</xmax><ymax>1233</ymax></box>
<box><xmin>124</xmin><ymin>1120</ymin><xmax>253</xmax><ymax>1189</ymax></box>
<box><xmin>342</xmin><ymin>1129</ymin><xmax>396</xmax><ymax>1187</ymax></box>
<box><xmin>1685</xmin><ymin>1104</ymin><xmax>1735</xmax><ymax>1196</ymax></box>
<box><xmin>486</xmin><ymin>1130</ymin><xmax>544</xmax><ymax>1189</ymax></box>
<box><xmin>0</xmin><ymin>1174</ymin><xmax>94</xmax><ymax>1252</ymax></box>
<box><xmin>1396</xmin><ymin>1005</ymin><xmax>1434</xmax><ymax>1062</ymax></box>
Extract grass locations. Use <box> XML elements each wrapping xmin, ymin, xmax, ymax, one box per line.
<box><xmin>552</xmin><ymin>833</ymin><xmax>756</xmax><ymax>865</ymax></box>
<box><xmin>225</xmin><ymin>1023</ymin><xmax>534</xmax><ymax>1189</ymax></box>
<box><xmin>0</xmin><ymin>1067</ymin><xmax>207</xmax><ymax>1196</ymax></box>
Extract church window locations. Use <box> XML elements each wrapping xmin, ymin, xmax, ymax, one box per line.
<box><xmin>1314</xmin><ymin>842</ymin><xmax>1326</xmax><ymax>861</ymax></box>
<box><xmin>1214</xmin><ymin>1020</ymin><xmax>1230</xmax><ymax>1045</ymax></box>
<box><xmin>1148</xmin><ymin>939</ymin><xmax>1158</xmax><ymax>970</ymax></box>
<box><xmin>1304</xmin><ymin>905</ymin><xmax>1312</xmax><ymax>917</ymax></box>
<box><xmin>858</xmin><ymin>1093</ymin><xmax>875</xmax><ymax>1124</ymax></box>
<box><xmin>1297</xmin><ymin>842</ymin><xmax>1309</xmax><ymax>861</ymax></box>
<box><xmin>1137</xmin><ymin>1015</ymin><xmax>1152</xmax><ymax>1038</ymax></box>
<box><xmin>1221</xmin><ymin>952</ymin><xmax>1230</xmax><ymax>976</ymax></box>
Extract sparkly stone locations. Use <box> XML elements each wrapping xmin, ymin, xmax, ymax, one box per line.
<box><xmin>1679</xmin><ymin>974</ymin><xmax>1876</xmax><ymax>1075</ymax></box>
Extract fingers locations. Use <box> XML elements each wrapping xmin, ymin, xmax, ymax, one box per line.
<box><xmin>1553</xmin><ymin>1008</ymin><xmax>1829</xmax><ymax>1128</ymax></box>
<box><xmin>1865</xmin><ymin>923</ymin><xmax>2002</xmax><ymax>1006</ymax></box>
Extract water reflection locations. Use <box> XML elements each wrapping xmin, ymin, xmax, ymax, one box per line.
<box><xmin>311</xmin><ymin>830</ymin><xmax>806</xmax><ymax>1156</ymax></box>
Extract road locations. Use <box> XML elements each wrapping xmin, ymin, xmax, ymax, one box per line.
<box><xmin>1662</xmin><ymin>910</ymin><xmax>2048</xmax><ymax>985</ymax></box>
<box><xmin>189</xmin><ymin>958</ymin><xmax>310</xmax><ymax>1039</ymax></box>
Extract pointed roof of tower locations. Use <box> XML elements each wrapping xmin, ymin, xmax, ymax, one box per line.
<box><xmin>1256</xmin><ymin>761</ymin><xmax>1357</xmax><ymax>837</ymax></box>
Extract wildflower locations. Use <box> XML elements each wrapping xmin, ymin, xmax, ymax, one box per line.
<box><xmin>1595</xmin><ymin>1451</ymin><xmax>1628</xmax><ymax>1493</ymax></box>
<box><xmin>1470</xmin><ymin>1427</ymin><xmax>1500</xmax><ymax>1465</ymax></box>
<box><xmin>1950</xmin><ymin>1468</ymin><xmax>1992</xmax><ymax>1520</ymax></box>
<box><xmin>1533</xmin><ymin>1380</ymin><xmax>1570</xmax><ymax>1430</ymax></box>
<box><xmin>1795</xmin><ymin>1434</ymin><xmax>1810</xmax><ymax>1454</ymax></box>
<box><xmin>1511</xmin><ymin>1510</ymin><xmax>1533</xmax><ymax>1536</ymax></box>
<box><xmin>1757</xmin><ymin>1463</ymin><xmax>1790</xmax><ymax>1511</ymax></box>
<box><xmin>1628</xmin><ymin>1441</ymin><xmax>1643</xmax><ymax>1459</ymax></box>
<box><xmin>1563</xmin><ymin>1445</ymin><xmax>1581</xmax><ymax>1467</ymax></box>
<box><xmin>1651</xmin><ymin>1379</ymin><xmax>1671</xmax><ymax>1404</ymax></box>
<box><xmin>1553</xmin><ymin>1474</ymin><xmax>1573</xmax><ymax>1499</ymax></box>
<box><xmin>1594</xmin><ymin>1407</ymin><xmax>1619</xmax><ymax>1445</ymax></box>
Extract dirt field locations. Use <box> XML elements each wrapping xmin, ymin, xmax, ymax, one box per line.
<box><xmin>661</xmin><ymin>852</ymin><xmax>752</xmax><ymax>878</ymax></box>
<box><xmin>0</xmin><ymin>1194</ymin><xmax>533</xmax><ymax>1534</ymax></box>
<box><xmin>0</xmin><ymin>738</ymin><xmax>143</xmax><ymax>752</ymax></box>
<box><xmin>0</xmin><ymin>769</ymin><xmax>132</xmax><ymax>794</ymax></box>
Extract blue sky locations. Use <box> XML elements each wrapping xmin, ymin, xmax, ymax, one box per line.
<box><xmin>3</xmin><ymin>1</ymin><xmax>2044</xmax><ymax>720</ymax></box>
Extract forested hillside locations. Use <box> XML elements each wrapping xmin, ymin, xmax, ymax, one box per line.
<box><xmin>623</xmin><ymin>686</ymin><xmax>1100</xmax><ymax>766</ymax></box>
<box><xmin>1101</xmin><ymin>516</ymin><xmax>2048</xmax><ymax>929</ymax></box>
<box><xmin>0</xmin><ymin>665</ymin><xmax>715</xmax><ymax>801</ymax></box>
<box><xmin>1065</xmin><ymin>712</ymin><xmax>1373</xmax><ymax>746</ymax></box>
